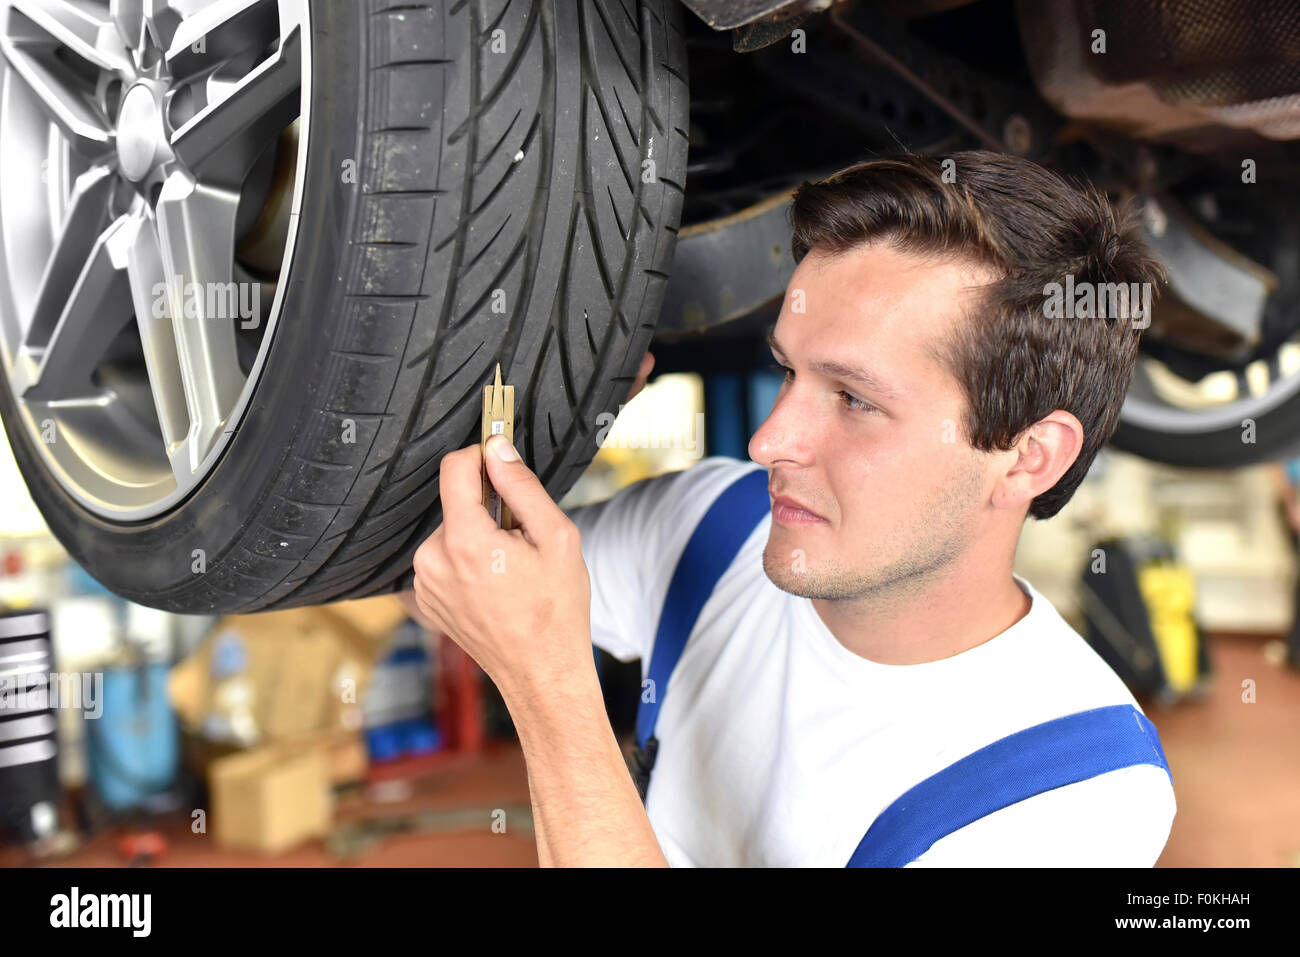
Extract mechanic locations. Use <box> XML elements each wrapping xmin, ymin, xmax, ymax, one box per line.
<box><xmin>399</xmin><ymin>149</ymin><xmax>1177</xmax><ymax>867</ymax></box>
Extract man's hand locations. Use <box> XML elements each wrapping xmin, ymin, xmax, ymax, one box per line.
<box><xmin>406</xmin><ymin>431</ymin><xmax>669</xmax><ymax>866</ymax></box>
<box><xmin>408</xmin><ymin>434</ymin><xmax>593</xmax><ymax>703</ymax></box>
<box><xmin>397</xmin><ymin>587</ymin><xmax>438</xmax><ymax>633</ymax></box>
<box><xmin>403</xmin><ymin>352</ymin><xmax>652</xmax><ymax>655</ymax></box>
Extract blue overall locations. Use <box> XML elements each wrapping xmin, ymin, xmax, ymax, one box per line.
<box><xmin>629</xmin><ymin>467</ymin><xmax>1173</xmax><ymax>866</ymax></box>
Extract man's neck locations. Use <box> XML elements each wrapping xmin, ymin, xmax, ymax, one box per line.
<box><xmin>810</xmin><ymin>554</ymin><xmax>1032</xmax><ymax>666</ymax></box>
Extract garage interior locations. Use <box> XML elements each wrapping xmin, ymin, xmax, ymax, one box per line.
<box><xmin>1</xmin><ymin>0</ymin><xmax>1299</xmax><ymax>873</ymax></box>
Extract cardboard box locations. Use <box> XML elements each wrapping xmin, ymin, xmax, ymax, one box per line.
<box><xmin>313</xmin><ymin>730</ymin><xmax>369</xmax><ymax>786</ymax></box>
<box><xmin>168</xmin><ymin>595</ymin><xmax>407</xmax><ymax>747</ymax></box>
<box><xmin>210</xmin><ymin>745</ymin><xmax>332</xmax><ymax>854</ymax></box>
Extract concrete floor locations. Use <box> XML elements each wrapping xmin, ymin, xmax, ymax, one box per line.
<box><xmin>4</xmin><ymin>631</ymin><xmax>1295</xmax><ymax>868</ymax></box>
<box><xmin>1145</xmin><ymin>632</ymin><xmax>1300</xmax><ymax>868</ymax></box>
<box><xmin>2</xmin><ymin>743</ymin><xmax>540</xmax><ymax>868</ymax></box>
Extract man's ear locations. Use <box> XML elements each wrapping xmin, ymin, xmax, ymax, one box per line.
<box><xmin>991</xmin><ymin>410</ymin><xmax>1084</xmax><ymax>512</ymax></box>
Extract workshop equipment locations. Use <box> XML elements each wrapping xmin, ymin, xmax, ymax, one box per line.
<box><xmin>1078</xmin><ymin>537</ymin><xmax>1212</xmax><ymax>705</ymax></box>
<box><xmin>0</xmin><ymin>609</ymin><xmax>60</xmax><ymax>846</ymax></box>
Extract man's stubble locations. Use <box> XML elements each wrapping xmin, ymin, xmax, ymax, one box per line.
<box><xmin>761</xmin><ymin>457</ymin><xmax>987</xmax><ymax>611</ymax></box>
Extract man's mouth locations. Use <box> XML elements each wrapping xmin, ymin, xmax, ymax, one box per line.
<box><xmin>770</xmin><ymin>493</ymin><xmax>827</xmax><ymax>526</ymax></box>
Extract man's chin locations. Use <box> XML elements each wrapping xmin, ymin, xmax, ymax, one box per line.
<box><xmin>764</xmin><ymin>570</ymin><xmax>818</xmax><ymax>598</ymax></box>
<box><xmin>761</xmin><ymin>545</ymin><xmax>827</xmax><ymax>598</ymax></box>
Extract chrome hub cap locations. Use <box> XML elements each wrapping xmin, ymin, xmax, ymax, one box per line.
<box><xmin>116</xmin><ymin>82</ymin><xmax>165</xmax><ymax>181</ymax></box>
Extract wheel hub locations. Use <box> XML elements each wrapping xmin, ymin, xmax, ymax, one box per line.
<box><xmin>116</xmin><ymin>83</ymin><xmax>167</xmax><ymax>182</ymax></box>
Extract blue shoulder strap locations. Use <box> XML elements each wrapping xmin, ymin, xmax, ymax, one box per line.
<box><xmin>846</xmin><ymin>703</ymin><xmax>1173</xmax><ymax>867</ymax></box>
<box><xmin>632</xmin><ymin>466</ymin><xmax>769</xmax><ymax>798</ymax></box>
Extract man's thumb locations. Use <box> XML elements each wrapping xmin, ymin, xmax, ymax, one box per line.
<box><xmin>485</xmin><ymin>435</ymin><xmax>557</xmax><ymax>532</ymax></box>
<box><xmin>487</xmin><ymin>433</ymin><xmax>520</xmax><ymax>463</ymax></box>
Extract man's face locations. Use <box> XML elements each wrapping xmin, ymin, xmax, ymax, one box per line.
<box><xmin>748</xmin><ymin>242</ymin><xmax>1001</xmax><ymax>602</ymax></box>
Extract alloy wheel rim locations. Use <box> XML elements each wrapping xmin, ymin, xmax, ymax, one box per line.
<box><xmin>0</xmin><ymin>0</ymin><xmax>308</xmax><ymax>519</ymax></box>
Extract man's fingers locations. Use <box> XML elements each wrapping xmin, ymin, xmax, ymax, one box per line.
<box><xmin>434</xmin><ymin>437</ymin><xmax>569</xmax><ymax>549</ymax></box>
<box><xmin>408</xmin><ymin>565</ymin><xmax>453</xmax><ymax>634</ymax></box>
<box><xmin>628</xmin><ymin>351</ymin><xmax>654</xmax><ymax>401</ymax></box>
<box><xmin>437</xmin><ymin>444</ymin><xmax>496</xmax><ymax>538</ymax></box>
<box><xmin>484</xmin><ymin>434</ymin><xmax>567</xmax><ymax>545</ymax></box>
<box><xmin>399</xmin><ymin>587</ymin><xmax>442</xmax><ymax>634</ymax></box>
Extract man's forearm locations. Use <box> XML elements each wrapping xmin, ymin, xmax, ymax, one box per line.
<box><xmin>524</xmin><ymin>763</ymin><xmax>554</xmax><ymax>867</ymax></box>
<box><xmin>500</xmin><ymin>662</ymin><xmax>668</xmax><ymax>867</ymax></box>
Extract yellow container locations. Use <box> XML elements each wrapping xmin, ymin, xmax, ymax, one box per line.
<box><xmin>1137</xmin><ymin>563</ymin><xmax>1199</xmax><ymax>694</ymax></box>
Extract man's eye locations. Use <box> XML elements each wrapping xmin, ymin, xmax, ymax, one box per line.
<box><xmin>839</xmin><ymin>391</ymin><xmax>876</xmax><ymax>414</ymax></box>
<box><xmin>778</xmin><ymin>365</ymin><xmax>875</xmax><ymax>413</ymax></box>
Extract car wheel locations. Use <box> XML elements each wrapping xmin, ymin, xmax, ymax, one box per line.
<box><xmin>0</xmin><ymin>0</ymin><xmax>688</xmax><ymax>612</ymax></box>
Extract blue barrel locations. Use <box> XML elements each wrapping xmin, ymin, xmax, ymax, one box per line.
<box><xmin>85</xmin><ymin>663</ymin><xmax>179</xmax><ymax>811</ymax></box>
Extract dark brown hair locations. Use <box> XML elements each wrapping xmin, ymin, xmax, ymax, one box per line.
<box><xmin>788</xmin><ymin>150</ymin><xmax>1167</xmax><ymax>520</ymax></box>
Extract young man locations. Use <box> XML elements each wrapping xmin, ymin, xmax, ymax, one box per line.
<box><xmin>403</xmin><ymin>150</ymin><xmax>1175</xmax><ymax>867</ymax></box>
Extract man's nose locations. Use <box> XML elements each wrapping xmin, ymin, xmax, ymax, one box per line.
<box><xmin>748</xmin><ymin>387</ymin><xmax>815</xmax><ymax>467</ymax></box>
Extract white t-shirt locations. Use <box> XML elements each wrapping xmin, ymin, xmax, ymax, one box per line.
<box><xmin>565</xmin><ymin>456</ymin><xmax>1177</xmax><ymax>866</ymax></box>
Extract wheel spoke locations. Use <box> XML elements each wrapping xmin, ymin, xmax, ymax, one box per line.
<box><xmin>165</xmin><ymin>0</ymin><xmax>281</xmax><ymax>81</ymax></box>
<box><xmin>23</xmin><ymin>166</ymin><xmax>115</xmax><ymax>354</ymax></box>
<box><xmin>0</xmin><ymin>34</ymin><xmax>113</xmax><ymax>157</ymax></box>
<box><xmin>6</xmin><ymin>0</ymin><xmax>132</xmax><ymax>74</ymax></box>
<box><xmin>154</xmin><ymin>171</ymin><xmax>245</xmax><ymax>472</ymax></box>
<box><xmin>169</xmin><ymin>26</ymin><xmax>299</xmax><ymax>186</ymax></box>
<box><xmin>120</xmin><ymin>209</ymin><xmax>196</xmax><ymax>481</ymax></box>
<box><xmin>141</xmin><ymin>0</ymin><xmax>182</xmax><ymax>53</ymax></box>
<box><xmin>16</xmin><ymin>215</ymin><xmax>134</xmax><ymax>401</ymax></box>
<box><xmin>109</xmin><ymin>0</ymin><xmax>144</xmax><ymax>50</ymax></box>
